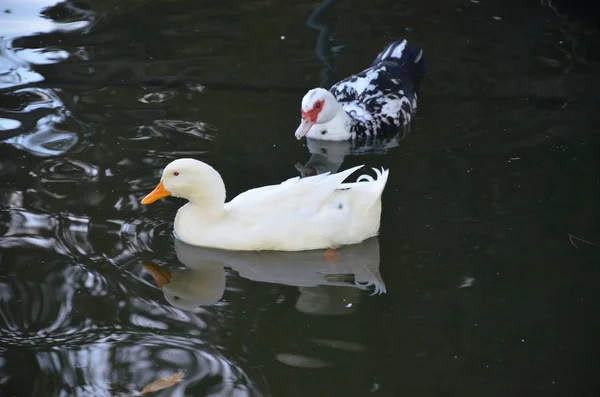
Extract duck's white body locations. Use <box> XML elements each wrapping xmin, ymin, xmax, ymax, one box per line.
<box><xmin>173</xmin><ymin>164</ymin><xmax>388</xmax><ymax>251</ymax></box>
<box><xmin>141</xmin><ymin>159</ymin><xmax>389</xmax><ymax>252</ymax></box>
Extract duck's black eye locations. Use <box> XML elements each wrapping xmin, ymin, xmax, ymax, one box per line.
<box><xmin>174</xmin><ymin>172</ymin><xmax>179</xmax><ymax>176</ymax></box>
<box><xmin>315</xmin><ymin>102</ymin><xmax>322</xmax><ymax>109</ymax></box>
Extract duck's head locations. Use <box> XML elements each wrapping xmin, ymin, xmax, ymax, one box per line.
<box><xmin>295</xmin><ymin>88</ymin><xmax>341</xmax><ymax>140</ymax></box>
<box><xmin>141</xmin><ymin>158</ymin><xmax>225</xmax><ymax>205</ymax></box>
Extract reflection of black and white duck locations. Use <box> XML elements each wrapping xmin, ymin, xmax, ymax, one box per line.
<box><xmin>295</xmin><ymin>133</ymin><xmax>408</xmax><ymax>177</ymax></box>
<box><xmin>143</xmin><ymin>237</ymin><xmax>386</xmax><ymax>310</ymax></box>
<box><xmin>294</xmin><ymin>39</ymin><xmax>425</xmax><ymax>141</ymax></box>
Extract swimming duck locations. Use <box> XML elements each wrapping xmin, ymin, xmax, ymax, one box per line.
<box><xmin>140</xmin><ymin>158</ymin><xmax>389</xmax><ymax>251</ymax></box>
<box><xmin>295</xmin><ymin>39</ymin><xmax>425</xmax><ymax>141</ymax></box>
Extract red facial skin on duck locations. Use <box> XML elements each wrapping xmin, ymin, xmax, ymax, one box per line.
<box><xmin>295</xmin><ymin>100</ymin><xmax>324</xmax><ymax>139</ymax></box>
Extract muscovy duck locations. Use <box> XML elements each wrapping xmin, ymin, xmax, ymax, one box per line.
<box><xmin>294</xmin><ymin>39</ymin><xmax>425</xmax><ymax>141</ymax></box>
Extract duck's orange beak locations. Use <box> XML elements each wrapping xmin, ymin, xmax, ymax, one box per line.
<box><xmin>141</xmin><ymin>181</ymin><xmax>171</xmax><ymax>204</ymax></box>
<box><xmin>143</xmin><ymin>262</ymin><xmax>173</xmax><ymax>288</ymax></box>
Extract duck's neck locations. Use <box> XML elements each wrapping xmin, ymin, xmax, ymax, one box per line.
<box><xmin>187</xmin><ymin>200</ymin><xmax>225</xmax><ymax>222</ymax></box>
<box><xmin>184</xmin><ymin>183</ymin><xmax>226</xmax><ymax>221</ymax></box>
<box><xmin>307</xmin><ymin>109</ymin><xmax>355</xmax><ymax>141</ymax></box>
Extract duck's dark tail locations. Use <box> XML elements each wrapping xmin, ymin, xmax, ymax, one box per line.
<box><xmin>371</xmin><ymin>39</ymin><xmax>426</xmax><ymax>88</ymax></box>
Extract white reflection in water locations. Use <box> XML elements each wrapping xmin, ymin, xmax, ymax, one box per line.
<box><xmin>295</xmin><ymin>286</ymin><xmax>361</xmax><ymax>316</ymax></box>
<box><xmin>0</xmin><ymin>118</ymin><xmax>22</xmax><ymax>130</ymax></box>
<box><xmin>0</xmin><ymin>0</ymin><xmax>93</xmax><ymax>155</ymax></box>
<box><xmin>310</xmin><ymin>338</ymin><xmax>365</xmax><ymax>352</ymax></box>
<box><xmin>0</xmin><ymin>0</ymin><xmax>91</xmax><ymax>89</ymax></box>
<box><xmin>130</xmin><ymin>314</ymin><xmax>169</xmax><ymax>330</ymax></box>
<box><xmin>144</xmin><ymin>237</ymin><xmax>386</xmax><ymax>312</ymax></box>
<box><xmin>296</xmin><ymin>135</ymin><xmax>405</xmax><ymax>177</ymax></box>
<box><xmin>0</xmin><ymin>41</ymin><xmax>44</xmax><ymax>89</ymax></box>
<box><xmin>186</xmin><ymin>83</ymin><xmax>206</xmax><ymax>92</ymax></box>
<box><xmin>0</xmin><ymin>0</ymin><xmax>88</xmax><ymax>37</ymax></box>
<box><xmin>458</xmin><ymin>276</ymin><xmax>475</xmax><ymax>288</ymax></box>
<box><xmin>275</xmin><ymin>354</ymin><xmax>331</xmax><ymax>369</ymax></box>
<box><xmin>4</xmin><ymin>115</ymin><xmax>78</xmax><ymax>156</ymax></box>
<box><xmin>14</xmin><ymin>47</ymin><xmax>70</xmax><ymax>65</ymax></box>
<box><xmin>138</xmin><ymin>90</ymin><xmax>178</xmax><ymax>104</ymax></box>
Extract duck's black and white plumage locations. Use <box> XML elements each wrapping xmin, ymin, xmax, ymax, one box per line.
<box><xmin>294</xmin><ymin>39</ymin><xmax>425</xmax><ymax>141</ymax></box>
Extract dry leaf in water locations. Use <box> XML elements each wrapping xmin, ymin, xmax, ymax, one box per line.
<box><xmin>140</xmin><ymin>370</ymin><xmax>185</xmax><ymax>395</ymax></box>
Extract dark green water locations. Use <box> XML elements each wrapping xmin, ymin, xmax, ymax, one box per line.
<box><xmin>1</xmin><ymin>0</ymin><xmax>599</xmax><ymax>396</ymax></box>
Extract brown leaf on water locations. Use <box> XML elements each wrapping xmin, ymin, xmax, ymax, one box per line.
<box><xmin>140</xmin><ymin>371</ymin><xmax>185</xmax><ymax>395</ymax></box>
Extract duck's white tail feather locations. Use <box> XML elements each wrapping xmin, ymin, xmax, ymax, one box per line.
<box><xmin>364</xmin><ymin>167</ymin><xmax>389</xmax><ymax>210</ymax></box>
<box><xmin>300</xmin><ymin>165</ymin><xmax>365</xmax><ymax>215</ymax></box>
<box><xmin>339</xmin><ymin>167</ymin><xmax>389</xmax><ymax>210</ymax></box>
<box><xmin>339</xmin><ymin>168</ymin><xmax>388</xmax><ymax>188</ymax></box>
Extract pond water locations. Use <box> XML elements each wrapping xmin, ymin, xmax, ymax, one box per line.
<box><xmin>1</xmin><ymin>0</ymin><xmax>599</xmax><ymax>396</ymax></box>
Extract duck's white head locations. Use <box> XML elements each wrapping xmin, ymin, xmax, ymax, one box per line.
<box><xmin>295</xmin><ymin>88</ymin><xmax>343</xmax><ymax>140</ymax></box>
<box><xmin>141</xmin><ymin>158</ymin><xmax>225</xmax><ymax>206</ymax></box>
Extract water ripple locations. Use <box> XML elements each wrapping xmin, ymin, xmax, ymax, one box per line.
<box><xmin>0</xmin><ymin>0</ymin><xmax>93</xmax><ymax>154</ymax></box>
<box><xmin>128</xmin><ymin>119</ymin><xmax>218</xmax><ymax>141</ymax></box>
<box><xmin>138</xmin><ymin>90</ymin><xmax>178</xmax><ymax>104</ymax></box>
<box><xmin>0</xmin><ymin>87</ymin><xmax>75</xmax><ymax>152</ymax></box>
<box><xmin>0</xmin><ymin>336</ymin><xmax>263</xmax><ymax>396</ymax></box>
<box><xmin>0</xmin><ymin>251</ymin><xmax>264</xmax><ymax>394</ymax></box>
<box><xmin>0</xmin><ymin>38</ymin><xmax>44</xmax><ymax>89</ymax></box>
<box><xmin>0</xmin><ymin>0</ymin><xmax>93</xmax><ymax>88</ymax></box>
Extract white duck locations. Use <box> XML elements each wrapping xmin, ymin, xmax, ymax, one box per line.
<box><xmin>295</xmin><ymin>39</ymin><xmax>425</xmax><ymax>141</ymax></box>
<box><xmin>140</xmin><ymin>158</ymin><xmax>389</xmax><ymax>251</ymax></box>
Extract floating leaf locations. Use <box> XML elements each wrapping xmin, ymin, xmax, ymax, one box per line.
<box><xmin>140</xmin><ymin>370</ymin><xmax>185</xmax><ymax>395</ymax></box>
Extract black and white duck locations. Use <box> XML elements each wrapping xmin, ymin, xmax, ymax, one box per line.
<box><xmin>294</xmin><ymin>39</ymin><xmax>425</xmax><ymax>141</ymax></box>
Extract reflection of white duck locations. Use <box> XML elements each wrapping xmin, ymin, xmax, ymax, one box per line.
<box><xmin>143</xmin><ymin>237</ymin><xmax>385</xmax><ymax>311</ymax></box>
<box><xmin>143</xmin><ymin>260</ymin><xmax>226</xmax><ymax>309</ymax></box>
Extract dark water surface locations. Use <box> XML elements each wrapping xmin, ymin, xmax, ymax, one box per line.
<box><xmin>1</xmin><ymin>0</ymin><xmax>600</xmax><ymax>396</ymax></box>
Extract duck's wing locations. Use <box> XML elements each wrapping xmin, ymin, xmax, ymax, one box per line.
<box><xmin>330</xmin><ymin>39</ymin><xmax>424</xmax><ymax>104</ymax></box>
<box><xmin>330</xmin><ymin>62</ymin><xmax>415</xmax><ymax>105</ymax></box>
<box><xmin>224</xmin><ymin>165</ymin><xmax>365</xmax><ymax>219</ymax></box>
